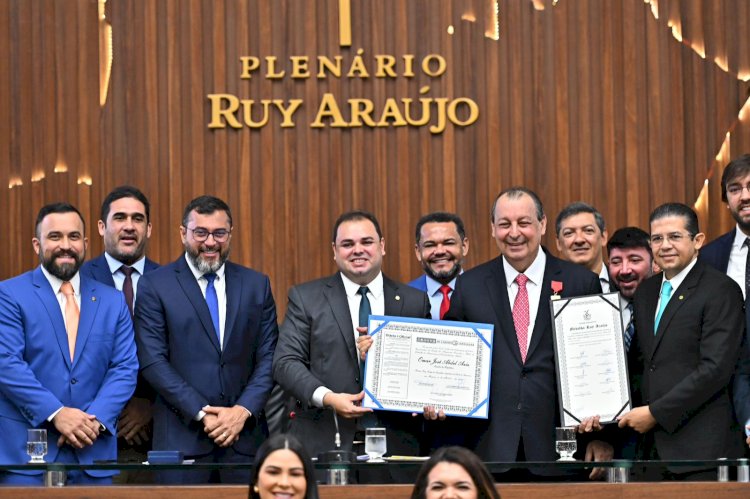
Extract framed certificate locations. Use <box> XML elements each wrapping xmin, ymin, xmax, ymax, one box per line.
<box><xmin>362</xmin><ymin>315</ymin><xmax>493</xmax><ymax>419</ymax></box>
<box><xmin>550</xmin><ymin>292</ymin><xmax>631</xmax><ymax>427</ymax></box>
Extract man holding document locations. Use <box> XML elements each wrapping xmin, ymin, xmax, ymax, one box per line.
<box><xmin>441</xmin><ymin>187</ymin><xmax>601</xmax><ymax>470</ymax></box>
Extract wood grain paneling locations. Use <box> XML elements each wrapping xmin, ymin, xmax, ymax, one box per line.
<box><xmin>2</xmin><ymin>0</ymin><xmax>749</xmax><ymax>312</ymax></box>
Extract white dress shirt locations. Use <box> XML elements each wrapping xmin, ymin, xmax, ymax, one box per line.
<box><xmin>726</xmin><ymin>225</ymin><xmax>749</xmax><ymax>299</ymax></box>
<box><xmin>184</xmin><ymin>254</ymin><xmax>227</xmax><ymax>348</ymax></box>
<box><xmin>503</xmin><ymin>250</ymin><xmax>547</xmax><ymax>349</ymax></box>
<box><xmin>655</xmin><ymin>256</ymin><xmax>698</xmax><ymax>321</ymax></box>
<box><xmin>598</xmin><ymin>264</ymin><xmax>611</xmax><ymax>293</ymax></box>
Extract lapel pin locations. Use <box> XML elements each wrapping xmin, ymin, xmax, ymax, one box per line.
<box><xmin>679</xmin><ymin>295</ymin><xmax>684</xmax><ymax>300</ymax></box>
<box><xmin>395</xmin><ymin>295</ymin><xmax>401</xmax><ymax>301</ymax></box>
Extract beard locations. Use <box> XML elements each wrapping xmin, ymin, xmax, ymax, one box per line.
<box><xmin>185</xmin><ymin>244</ymin><xmax>230</xmax><ymax>274</ymax></box>
<box><xmin>423</xmin><ymin>259</ymin><xmax>462</xmax><ymax>284</ymax></box>
<box><xmin>41</xmin><ymin>249</ymin><xmax>83</xmax><ymax>282</ymax></box>
<box><xmin>731</xmin><ymin>203</ymin><xmax>750</xmax><ymax>233</ymax></box>
<box><xmin>106</xmin><ymin>237</ymin><xmax>147</xmax><ymax>266</ymax></box>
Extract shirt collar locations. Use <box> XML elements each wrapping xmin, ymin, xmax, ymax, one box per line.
<box><xmin>40</xmin><ymin>265</ymin><xmax>81</xmax><ymax>296</ymax></box>
<box><xmin>661</xmin><ymin>255</ymin><xmax>698</xmax><ymax>291</ymax></box>
<box><xmin>104</xmin><ymin>252</ymin><xmax>146</xmax><ymax>275</ymax></box>
<box><xmin>340</xmin><ymin>271</ymin><xmax>384</xmax><ymax>298</ymax></box>
<box><xmin>733</xmin><ymin>225</ymin><xmax>750</xmax><ymax>249</ymax></box>
<box><xmin>184</xmin><ymin>253</ymin><xmax>226</xmax><ymax>281</ymax></box>
<box><xmin>598</xmin><ymin>264</ymin><xmax>610</xmax><ymax>285</ymax></box>
<box><xmin>425</xmin><ymin>273</ymin><xmax>460</xmax><ymax>296</ymax></box>
<box><xmin>503</xmin><ymin>248</ymin><xmax>546</xmax><ymax>287</ymax></box>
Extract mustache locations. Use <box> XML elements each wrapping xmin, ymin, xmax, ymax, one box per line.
<box><xmin>53</xmin><ymin>249</ymin><xmax>79</xmax><ymax>259</ymax></box>
<box><xmin>616</xmin><ymin>273</ymin><xmax>638</xmax><ymax>283</ymax></box>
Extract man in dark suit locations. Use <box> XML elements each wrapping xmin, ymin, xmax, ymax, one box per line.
<box><xmin>0</xmin><ymin>203</ymin><xmax>137</xmax><ymax>485</ymax></box>
<box><xmin>80</xmin><ymin>186</ymin><xmax>159</xmax><ymax>473</ymax></box>
<box><xmin>699</xmin><ymin>154</ymin><xmax>750</xmax><ymax>449</ymax></box>
<box><xmin>273</xmin><ymin>210</ymin><xmax>431</xmax><ymax>458</ymax></box>
<box><xmin>441</xmin><ymin>187</ymin><xmax>601</xmax><ymax>470</ymax></box>
<box><xmin>135</xmin><ymin>195</ymin><xmax>278</xmax><ymax>483</ymax></box>
<box><xmin>554</xmin><ymin>202</ymin><xmax>611</xmax><ymax>292</ymax></box>
<box><xmin>408</xmin><ymin>212</ymin><xmax>469</xmax><ymax>320</ymax></box>
<box><xmin>618</xmin><ymin>203</ymin><xmax>744</xmax><ymax>479</ymax></box>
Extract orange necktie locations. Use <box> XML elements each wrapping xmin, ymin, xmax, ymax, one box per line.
<box><xmin>60</xmin><ymin>281</ymin><xmax>79</xmax><ymax>361</ymax></box>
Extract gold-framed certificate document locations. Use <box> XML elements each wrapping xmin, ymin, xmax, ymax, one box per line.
<box><xmin>362</xmin><ymin>315</ymin><xmax>494</xmax><ymax>419</ymax></box>
<box><xmin>550</xmin><ymin>292</ymin><xmax>631</xmax><ymax>427</ymax></box>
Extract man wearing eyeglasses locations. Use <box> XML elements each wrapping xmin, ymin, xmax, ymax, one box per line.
<box><xmin>699</xmin><ymin>154</ymin><xmax>750</xmax><ymax>451</ymax></box>
<box><xmin>618</xmin><ymin>203</ymin><xmax>744</xmax><ymax>479</ymax></box>
<box><xmin>134</xmin><ymin>195</ymin><xmax>278</xmax><ymax>483</ymax></box>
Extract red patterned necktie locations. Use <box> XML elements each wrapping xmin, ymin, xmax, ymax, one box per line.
<box><xmin>439</xmin><ymin>284</ymin><xmax>451</xmax><ymax>319</ymax></box>
<box><xmin>513</xmin><ymin>274</ymin><xmax>530</xmax><ymax>363</ymax></box>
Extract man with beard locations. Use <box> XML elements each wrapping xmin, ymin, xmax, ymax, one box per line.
<box><xmin>555</xmin><ymin>202</ymin><xmax>611</xmax><ymax>292</ymax></box>
<box><xmin>0</xmin><ymin>203</ymin><xmax>137</xmax><ymax>485</ymax></box>
<box><xmin>81</xmin><ymin>186</ymin><xmax>159</xmax><ymax>475</ymax></box>
<box><xmin>134</xmin><ymin>195</ymin><xmax>278</xmax><ymax>483</ymax></box>
<box><xmin>700</xmin><ymin>154</ymin><xmax>750</xmax><ymax>450</ymax></box>
<box><xmin>408</xmin><ymin>212</ymin><xmax>469</xmax><ymax>320</ymax></box>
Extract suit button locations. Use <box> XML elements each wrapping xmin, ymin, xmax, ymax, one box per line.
<box><xmin>516</xmin><ymin>403</ymin><xmax>522</xmax><ymax>410</ymax></box>
<box><xmin>71</xmin><ymin>378</ymin><xmax>77</xmax><ymax>384</ymax></box>
<box><xmin>220</xmin><ymin>392</ymin><xmax>225</xmax><ymax>399</ymax></box>
<box><xmin>220</xmin><ymin>362</ymin><xmax>225</xmax><ymax>367</ymax></box>
<box><xmin>650</xmin><ymin>365</ymin><xmax>655</xmax><ymax>372</ymax></box>
<box><xmin>355</xmin><ymin>377</ymin><xmax>360</xmax><ymax>383</ymax></box>
<box><xmin>521</xmin><ymin>373</ymin><xmax>527</xmax><ymax>379</ymax></box>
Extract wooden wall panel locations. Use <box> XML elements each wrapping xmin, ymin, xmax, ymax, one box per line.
<box><xmin>1</xmin><ymin>0</ymin><xmax>749</xmax><ymax>314</ymax></box>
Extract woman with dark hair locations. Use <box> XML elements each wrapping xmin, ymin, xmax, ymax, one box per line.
<box><xmin>411</xmin><ymin>446</ymin><xmax>500</xmax><ymax>499</ymax></box>
<box><xmin>249</xmin><ymin>434</ymin><xmax>319</xmax><ymax>499</ymax></box>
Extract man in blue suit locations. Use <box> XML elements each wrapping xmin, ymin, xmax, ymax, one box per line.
<box><xmin>0</xmin><ymin>203</ymin><xmax>138</xmax><ymax>485</ymax></box>
<box><xmin>699</xmin><ymin>154</ymin><xmax>750</xmax><ymax>450</ymax></box>
<box><xmin>135</xmin><ymin>195</ymin><xmax>278</xmax><ymax>483</ymax></box>
<box><xmin>80</xmin><ymin>186</ymin><xmax>159</xmax><ymax>477</ymax></box>
<box><xmin>408</xmin><ymin>212</ymin><xmax>469</xmax><ymax>320</ymax></box>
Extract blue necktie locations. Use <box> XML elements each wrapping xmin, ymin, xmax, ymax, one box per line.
<box><xmin>654</xmin><ymin>281</ymin><xmax>673</xmax><ymax>334</ymax></box>
<box><xmin>358</xmin><ymin>286</ymin><xmax>371</xmax><ymax>328</ymax></box>
<box><xmin>624</xmin><ymin>302</ymin><xmax>635</xmax><ymax>351</ymax></box>
<box><xmin>204</xmin><ymin>273</ymin><xmax>221</xmax><ymax>343</ymax></box>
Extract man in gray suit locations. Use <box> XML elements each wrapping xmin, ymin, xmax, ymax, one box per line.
<box><xmin>273</xmin><ymin>210</ymin><xmax>430</xmax><ymax>458</ymax></box>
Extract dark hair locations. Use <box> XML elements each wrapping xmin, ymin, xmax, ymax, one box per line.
<box><xmin>35</xmin><ymin>202</ymin><xmax>85</xmax><ymax>239</ymax></box>
<box><xmin>720</xmin><ymin>154</ymin><xmax>750</xmax><ymax>202</ymax></box>
<box><xmin>101</xmin><ymin>186</ymin><xmax>151</xmax><ymax>224</ymax></box>
<box><xmin>415</xmin><ymin>212</ymin><xmax>466</xmax><ymax>244</ymax></box>
<box><xmin>249</xmin><ymin>434</ymin><xmax>319</xmax><ymax>499</ymax></box>
<box><xmin>411</xmin><ymin>446</ymin><xmax>500</xmax><ymax>499</ymax></box>
<box><xmin>491</xmin><ymin>187</ymin><xmax>544</xmax><ymax>223</ymax></box>
<box><xmin>182</xmin><ymin>195</ymin><xmax>233</xmax><ymax>227</ymax></box>
<box><xmin>607</xmin><ymin>226</ymin><xmax>652</xmax><ymax>257</ymax></box>
<box><xmin>331</xmin><ymin>210</ymin><xmax>382</xmax><ymax>243</ymax></box>
<box><xmin>649</xmin><ymin>202</ymin><xmax>699</xmax><ymax>237</ymax></box>
<box><xmin>555</xmin><ymin>201</ymin><xmax>605</xmax><ymax>236</ymax></box>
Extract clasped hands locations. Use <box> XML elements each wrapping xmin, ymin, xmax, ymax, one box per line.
<box><xmin>202</xmin><ymin>405</ymin><xmax>250</xmax><ymax>447</ymax></box>
<box><xmin>53</xmin><ymin>407</ymin><xmax>101</xmax><ymax>449</ymax></box>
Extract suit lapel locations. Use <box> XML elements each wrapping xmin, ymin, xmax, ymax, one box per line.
<box><xmin>650</xmin><ymin>263</ymin><xmax>702</xmax><ymax>357</ymax></box>
<box><xmin>527</xmin><ymin>256</ymin><xmax>559</xmax><ymax>360</ymax></box>
<box><xmin>223</xmin><ymin>262</ymin><xmax>241</xmax><ymax>348</ymax></box>
<box><xmin>175</xmin><ymin>256</ymin><xmax>222</xmax><ymax>353</ymax></box>
<box><xmin>325</xmin><ymin>274</ymin><xmax>358</xmax><ymax>362</ymax></box>
<box><xmin>485</xmin><ymin>258</ymin><xmax>524</xmax><ymax>364</ymax></box>
<box><xmin>91</xmin><ymin>255</ymin><xmax>116</xmax><ymax>287</ymax></box>
<box><xmin>32</xmin><ymin>268</ymin><xmax>72</xmax><ymax>368</ymax></box>
<box><xmin>383</xmin><ymin>276</ymin><xmax>405</xmax><ymax>316</ymax></box>
<box><xmin>73</xmin><ymin>277</ymin><xmax>100</xmax><ymax>366</ymax></box>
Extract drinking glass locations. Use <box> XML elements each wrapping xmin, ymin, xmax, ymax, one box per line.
<box><xmin>364</xmin><ymin>427</ymin><xmax>387</xmax><ymax>462</ymax></box>
<box><xmin>555</xmin><ymin>426</ymin><xmax>576</xmax><ymax>461</ymax></box>
<box><xmin>27</xmin><ymin>429</ymin><xmax>47</xmax><ymax>464</ymax></box>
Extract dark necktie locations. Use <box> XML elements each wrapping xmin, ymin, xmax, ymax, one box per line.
<box><xmin>439</xmin><ymin>284</ymin><xmax>451</xmax><ymax>319</ymax></box>
<box><xmin>624</xmin><ymin>302</ymin><xmax>635</xmax><ymax>351</ymax></box>
<box><xmin>513</xmin><ymin>274</ymin><xmax>530</xmax><ymax>363</ymax></box>
<box><xmin>204</xmin><ymin>273</ymin><xmax>221</xmax><ymax>344</ymax></box>
<box><xmin>120</xmin><ymin>265</ymin><xmax>135</xmax><ymax>316</ymax></box>
<box><xmin>743</xmin><ymin>238</ymin><xmax>750</xmax><ymax>299</ymax></box>
<box><xmin>358</xmin><ymin>286</ymin><xmax>371</xmax><ymax>327</ymax></box>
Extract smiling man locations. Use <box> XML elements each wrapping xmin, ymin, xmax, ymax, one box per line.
<box><xmin>273</xmin><ymin>210</ymin><xmax>430</xmax><ymax>458</ymax></box>
<box><xmin>555</xmin><ymin>202</ymin><xmax>610</xmax><ymax>291</ymax></box>
<box><xmin>408</xmin><ymin>212</ymin><xmax>469</xmax><ymax>320</ymax></box>
<box><xmin>135</xmin><ymin>195</ymin><xmax>278</xmax><ymax>483</ymax></box>
<box><xmin>618</xmin><ymin>203</ymin><xmax>744</xmax><ymax>480</ymax></box>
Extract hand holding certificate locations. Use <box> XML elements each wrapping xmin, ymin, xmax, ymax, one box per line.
<box><xmin>361</xmin><ymin>315</ymin><xmax>493</xmax><ymax>419</ymax></box>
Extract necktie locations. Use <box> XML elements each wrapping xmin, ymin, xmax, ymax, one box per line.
<box><xmin>120</xmin><ymin>265</ymin><xmax>135</xmax><ymax>316</ymax></box>
<box><xmin>204</xmin><ymin>273</ymin><xmax>221</xmax><ymax>344</ymax></box>
<box><xmin>654</xmin><ymin>281</ymin><xmax>673</xmax><ymax>334</ymax></box>
<box><xmin>513</xmin><ymin>274</ymin><xmax>530</xmax><ymax>363</ymax></box>
<box><xmin>60</xmin><ymin>282</ymin><xmax>79</xmax><ymax>362</ymax></box>
<box><xmin>439</xmin><ymin>284</ymin><xmax>451</xmax><ymax>319</ymax></box>
<box><xmin>743</xmin><ymin>238</ymin><xmax>750</xmax><ymax>299</ymax></box>
<box><xmin>358</xmin><ymin>286</ymin><xmax>371</xmax><ymax>327</ymax></box>
<box><xmin>624</xmin><ymin>302</ymin><xmax>635</xmax><ymax>351</ymax></box>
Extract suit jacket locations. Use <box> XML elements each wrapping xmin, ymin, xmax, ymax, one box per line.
<box><xmin>633</xmin><ymin>260</ymin><xmax>744</xmax><ymax>463</ymax></box>
<box><xmin>273</xmin><ymin>273</ymin><xmax>431</xmax><ymax>457</ymax></box>
<box><xmin>408</xmin><ymin>275</ymin><xmax>428</xmax><ymax>292</ymax></box>
<box><xmin>442</xmin><ymin>250</ymin><xmax>601</xmax><ymax>462</ymax></box>
<box><xmin>134</xmin><ymin>256</ymin><xmax>278</xmax><ymax>456</ymax></box>
<box><xmin>0</xmin><ymin>268</ymin><xmax>138</xmax><ymax>476</ymax></box>
<box><xmin>699</xmin><ymin>229</ymin><xmax>750</xmax><ymax>428</ymax></box>
<box><xmin>81</xmin><ymin>253</ymin><xmax>160</xmax><ymax>289</ymax></box>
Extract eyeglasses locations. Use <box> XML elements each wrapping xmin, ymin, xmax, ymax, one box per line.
<box><xmin>726</xmin><ymin>183</ymin><xmax>750</xmax><ymax>197</ymax></box>
<box><xmin>186</xmin><ymin>227</ymin><xmax>231</xmax><ymax>242</ymax></box>
<box><xmin>649</xmin><ymin>232</ymin><xmax>693</xmax><ymax>246</ymax></box>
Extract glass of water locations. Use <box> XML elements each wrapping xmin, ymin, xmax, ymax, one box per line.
<box><xmin>27</xmin><ymin>429</ymin><xmax>48</xmax><ymax>463</ymax></box>
<box><xmin>555</xmin><ymin>426</ymin><xmax>577</xmax><ymax>461</ymax></box>
<box><xmin>365</xmin><ymin>427</ymin><xmax>387</xmax><ymax>462</ymax></box>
